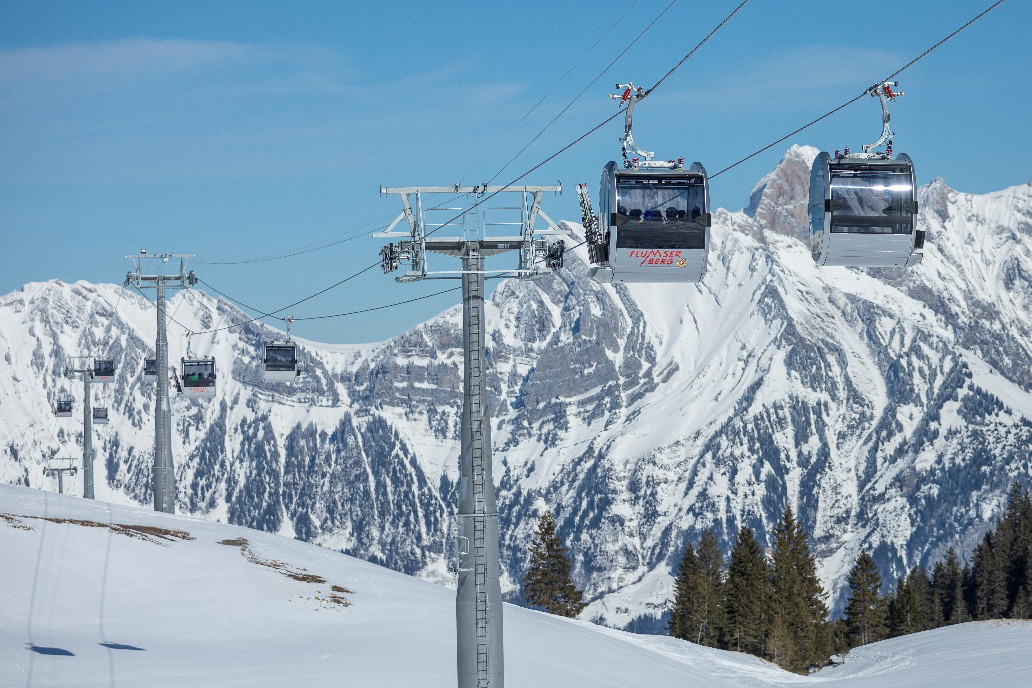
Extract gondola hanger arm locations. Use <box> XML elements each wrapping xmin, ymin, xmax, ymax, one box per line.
<box><xmin>862</xmin><ymin>81</ymin><xmax>904</xmax><ymax>155</ymax></box>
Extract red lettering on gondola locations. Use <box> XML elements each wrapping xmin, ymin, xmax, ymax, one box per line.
<box><xmin>629</xmin><ymin>249</ymin><xmax>683</xmax><ymax>267</ymax></box>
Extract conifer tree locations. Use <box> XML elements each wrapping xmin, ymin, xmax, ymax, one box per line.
<box><xmin>669</xmin><ymin>541</ymin><xmax>700</xmax><ymax>641</ymax></box>
<box><xmin>843</xmin><ymin>550</ymin><xmax>887</xmax><ymax>646</ymax></box>
<box><xmin>723</xmin><ymin>526</ymin><xmax>767</xmax><ymax>655</ymax></box>
<box><xmin>521</xmin><ymin>510</ymin><xmax>587</xmax><ymax>617</ymax></box>
<box><xmin>972</xmin><ymin>529</ymin><xmax>1010</xmax><ymax>619</ymax></box>
<box><xmin>1004</xmin><ymin>484</ymin><xmax>1032</xmax><ymax>618</ymax></box>
<box><xmin>768</xmin><ymin>507</ymin><xmax>830</xmax><ymax>671</ymax></box>
<box><xmin>935</xmin><ymin>547</ymin><xmax>971</xmax><ymax>624</ymax></box>
<box><xmin>694</xmin><ymin>530</ymin><xmax>726</xmax><ymax>647</ymax></box>
<box><xmin>889</xmin><ymin>566</ymin><xmax>932</xmax><ymax>636</ymax></box>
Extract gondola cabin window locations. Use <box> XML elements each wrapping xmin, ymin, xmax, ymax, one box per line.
<box><xmin>614</xmin><ymin>176</ymin><xmax>707</xmax><ymax>249</ymax></box>
<box><xmin>830</xmin><ymin>170</ymin><xmax>914</xmax><ymax>234</ymax></box>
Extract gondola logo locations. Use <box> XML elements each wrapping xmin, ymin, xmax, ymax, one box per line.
<box><xmin>629</xmin><ymin>249</ymin><xmax>683</xmax><ymax>267</ymax></box>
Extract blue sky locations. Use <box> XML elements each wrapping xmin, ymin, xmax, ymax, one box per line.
<box><xmin>1</xmin><ymin>0</ymin><xmax>1028</xmax><ymax>343</ymax></box>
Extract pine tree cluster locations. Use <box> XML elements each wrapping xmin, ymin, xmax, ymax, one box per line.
<box><xmin>844</xmin><ymin>482</ymin><xmax>1032</xmax><ymax>646</ymax></box>
<box><xmin>666</xmin><ymin>484</ymin><xmax>1032</xmax><ymax>673</ymax></box>
<box><xmin>521</xmin><ymin>509</ymin><xmax>587</xmax><ymax>618</ymax></box>
<box><xmin>669</xmin><ymin>507</ymin><xmax>831</xmax><ymax>673</ymax></box>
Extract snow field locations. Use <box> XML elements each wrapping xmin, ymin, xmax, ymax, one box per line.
<box><xmin>3</xmin><ymin>484</ymin><xmax>1032</xmax><ymax>688</ymax></box>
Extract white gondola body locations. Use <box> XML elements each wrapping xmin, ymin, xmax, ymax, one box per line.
<box><xmin>144</xmin><ymin>358</ymin><xmax>157</xmax><ymax>384</ymax></box>
<box><xmin>808</xmin><ymin>152</ymin><xmax>924</xmax><ymax>268</ymax></box>
<box><xmin>590</xmin><ymin>161</ymin><xmax>710</xmax><ymax>284</ymax></box>
<box><xmin>262</xmin><ymin>343</ymin><xmax>299</xmax><ymax>384</ymax></box>
<box><xmin>54</xmin><ymin>400</ymin><xmax>73</xmax><ymax>418</ymax></box>
<box><xmin>181</xmin><ymin>357</ymin><xmax>216</xmax><ymax>400</ymax></box>
<box><xmin>92</xmin><ymin>407</ymin><xmax>109</xmax><ymax>425</ymax></box>
<box><xmin>93</xmin><ymin>360</ymin><xmax>116</xmax><ymax>384</ymax></box>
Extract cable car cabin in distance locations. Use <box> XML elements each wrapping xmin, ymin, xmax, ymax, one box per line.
<box><xmin>181</xmin><ymin>357</ymin><xmax>216</xmax><ymax>399</ymax></box>
<box><xmin>93</xmin><ymin>359</ymin><xmax>115</xmax><ymax>383</ymax></box>
<box><xmin>809</xmin><ymin>153</ymin><xmax>923</xmax><ymax>267</ymax></box>
<box><xmin>263</xmin><ymin>343</ymin><xmax>299</xmax><ymax>383</ymax></box>
<box><xmin>144</xmin><ymin>358</ymin><xmax>157</xmax><ymax>384</ymax></box>
<box><xmin>54</xmin><ymin>398</ymin><xmax>73</xmax><ymax>418</ymax></box>
<box><xmin>592</xmin><ymin>162</ymin><xmax>710</xmax><ymax>283</ymax></box>
<box><xmin>92</xmin><ymin>407</ymin><xmax>109</xmax><ymax>425</ymax></box>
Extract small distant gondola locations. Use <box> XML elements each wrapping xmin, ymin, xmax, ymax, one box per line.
<box><xmin>808</xmin><ymin>82</ymin><xmax>924</xmax><ymax>268</ymax></box>
<box><xmin>144</xmin><ymin>357</ymin><xmax>157</xmax><ymax>384</ymax></box>
<box><xmin>54</xmin><ymin>398</ymin><xmax>73</xmax><ymax>417</ymax></box>
<box><xmin>581</xmin><ymin>83</ymin><xmax>710</xmax><ymax>284</ymax></box>
<box><xmin>93</xmin><ymin>359</ymin><xmax>116</xmax><ymax>383</ymax></box>
<box><xmin>181</xmin><ymin>357</ymin><xmax>216</xmax><ymax>399</ymax></box>
<box><xmin>92</xmin><ymin>407</ymin><xmax>109</xmax><ymax>425</ymax></box>
<box><xmin>263</xmin><ymin>343</ymin><xmax>300</xmax><ymax>383</ymax></box>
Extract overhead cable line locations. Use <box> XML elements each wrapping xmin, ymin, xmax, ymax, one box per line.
<box><xmin>457</xmin><ymin>0</ymin><xmax>642</xmax><ymax>186</ymax></box>
<box><xmin>181</xmin><ymin>0</ymin><xmax>751</xmax><ymax>337</ymax></box>
<box><xmin>418</xmin><ymin>0</ymin><xmax>752</xmax><ymax>243</ymax></box>
<box><xmin>192</xmin><ymin>0</ymin><xmax>1007</xmax><ymax>338</ymax></box>
<box><xmin>129</xmin><ymin>283</ymin><xmax>190</xmax><ymax>333</ymax></box>
<box><xmin>710</xmin><ymin>0</ymin><xmax>1007</xmax><ymax>179</ymax></box>
<box><xmin>195</xmin><ymin>195</ymin><xmax>465</xmax><ymax>266</ymax></box>
<box><xmin>189</xmin><ymin>264</ymin><xmax>380</xmax><ymax>335</ymax></box>
<box><xmin>290</xmin><ymin>286</ymin><xmax>462</xmax><ymax>321</ymax></box>
<box><xmin>194</xmin><ymin>215</ymin><xmax>393</xmax><ymax>266</ymax></box>
<box><xmin>482</xmin><ymin>0</ymin><xmax>679</xmax><ymax>187</ymax></box>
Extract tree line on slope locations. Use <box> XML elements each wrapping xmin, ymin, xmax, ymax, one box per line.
<box><xmin>667</xmin><ymin>483</ymin><xmax>1032</xmax><ymax>673</ymax></box>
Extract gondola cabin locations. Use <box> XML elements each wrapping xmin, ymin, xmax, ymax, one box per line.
<box><xmin>93</xmin><ymin>359</ymin><xmax>116</xmax><ymax>383</ymax></box>
<box><xmin>590</xmin><ymin>161</ymin><xmax>710</xmax><ymax>283</ymax></box>
<box><xmin>181</xmin><ymin>357</ymin><xmax>216</xmax><ymax>399</ymax></box>
<box><xmin>263</xmin><ymin>343</ymin><xmax>299</xmax><ymax>383</ymax></box>
<box><xmin>92</xmin><ymin>407</ymin><xmax>109</xmax><ymax>425</ymax></box>
<box><xmin>808</xmin><ymin>152</ymin><xmax>923</xmax><ymax>268</ymax></box>
<box><xmin>144</xmin><ymin>358</ymin><xmax>157</xmax><ymax>384</ymax></box>
<box><xmin>54</xmin><ymin>398</ymin><xmax>73</xmax><ymax>417</ymax></box>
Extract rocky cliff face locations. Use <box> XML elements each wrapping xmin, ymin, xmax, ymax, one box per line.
<box><xmin>3</xmin><ymin>146</ymin><xmax>1031</xmax><ymax>628</ymax></box>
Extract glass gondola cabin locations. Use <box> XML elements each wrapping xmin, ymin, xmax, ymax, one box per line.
<box><xmin>92</xmin><ymin>407</ymin><xmax>109</xmax><ymax>425</ymax></box>
<box><xmin>590</xmin><ymin>161</ymin><xmax>710</xmax><ymax>284</ymax></box>
<box><xmin>93</xmin><ymin>359</ymin><xmax>116</xmax><ymax>383</ymax></box>
<box><xmin>54</xmin><ymin>398</ymin><xmax>73</xmax><ymax>417</ymax></box>
<box><xmin>808</xmin><ymin>152</ymin><xmax>923</xmax><ymax>267</ymax></box>
<box><xmin>263</xmin><ymin>343</ymin><xmax>299</xmax><ymax>383</ymax></box>
<box><xmin>181</xmin><ymin>357</ymin><xmax>216</xmax><ymax>399</ymax></box>
<box><xmin>144</xmin><ymin>358</ymin><xmax>157</xmax><ymax>384</ymax></box>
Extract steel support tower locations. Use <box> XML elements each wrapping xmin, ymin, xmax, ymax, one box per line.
<box><xmin>124</xmin><ymin>252</ymin><xmax>196</xmax><ymax>514</ymax></box>
<box><xmin>377</xmin><ymin>185</ymin><xmax>565</xmax><ymax>688</ymax></box>
<box><xmin>44</xmin><ymin>458</ymin><xmax>78</xmax><ymax>495</ymax></box>
<box><xmin>64</xmin><ymin>357</ymin><xmax>95</xmax><ymax>499</ymax></box>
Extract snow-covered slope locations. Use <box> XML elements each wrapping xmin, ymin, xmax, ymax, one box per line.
<box><xmin>3</xmin><ymin>147</ymin><xmax>1032</xmax><ymax>628</ymax></box>
<box><xmin>2</xmin><ymin>485</ymin><xmax>1030</xmax><ymax>687</ymax></box>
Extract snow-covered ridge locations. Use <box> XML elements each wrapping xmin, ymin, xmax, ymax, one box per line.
<box><xmin>2</xmin><ymin>148</ymin><xmax>1032</xmax><ymax>630</ymax></box>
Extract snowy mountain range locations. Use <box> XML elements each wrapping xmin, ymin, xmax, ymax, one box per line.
<box><xmin>2</xmin><ymin>146</ymin><xmax>1031</xmax><ymax>629</ymax></box>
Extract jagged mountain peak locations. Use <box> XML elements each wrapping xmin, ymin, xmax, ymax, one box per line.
<box><xmin>744</xmin><ymin>144</ymin><xmax>819</xmax><ymax>239</ymax></box>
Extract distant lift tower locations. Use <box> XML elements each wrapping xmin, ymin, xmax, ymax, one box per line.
<box><xmin>44</xmin><ymin>457</ymin><xmax>78</xmax><ymax>495</ymax></box>
<box><xmin>64</xmin><ymin>356</ymin><xmax>96</xmax><ymax>499</ymax></box>
<box><xmin>377</xmin><ymin>184</ymin><xmax>565</xmax><ymax>688</ymax></box>
<box><xmin>124</xmin><ymin>252</ymin><xmax>197</xmax><ymax>514</ymax></box>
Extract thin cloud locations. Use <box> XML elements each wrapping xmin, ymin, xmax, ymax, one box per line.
<box><xmin>0</xmin><ymin>39</ymin><xmax>259</xmax><ymax>85</ymax></box>
<box><xmin>653</xmin><ymin>46</ymin><xmax>906</xmax><ymax>108</ymax></box>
